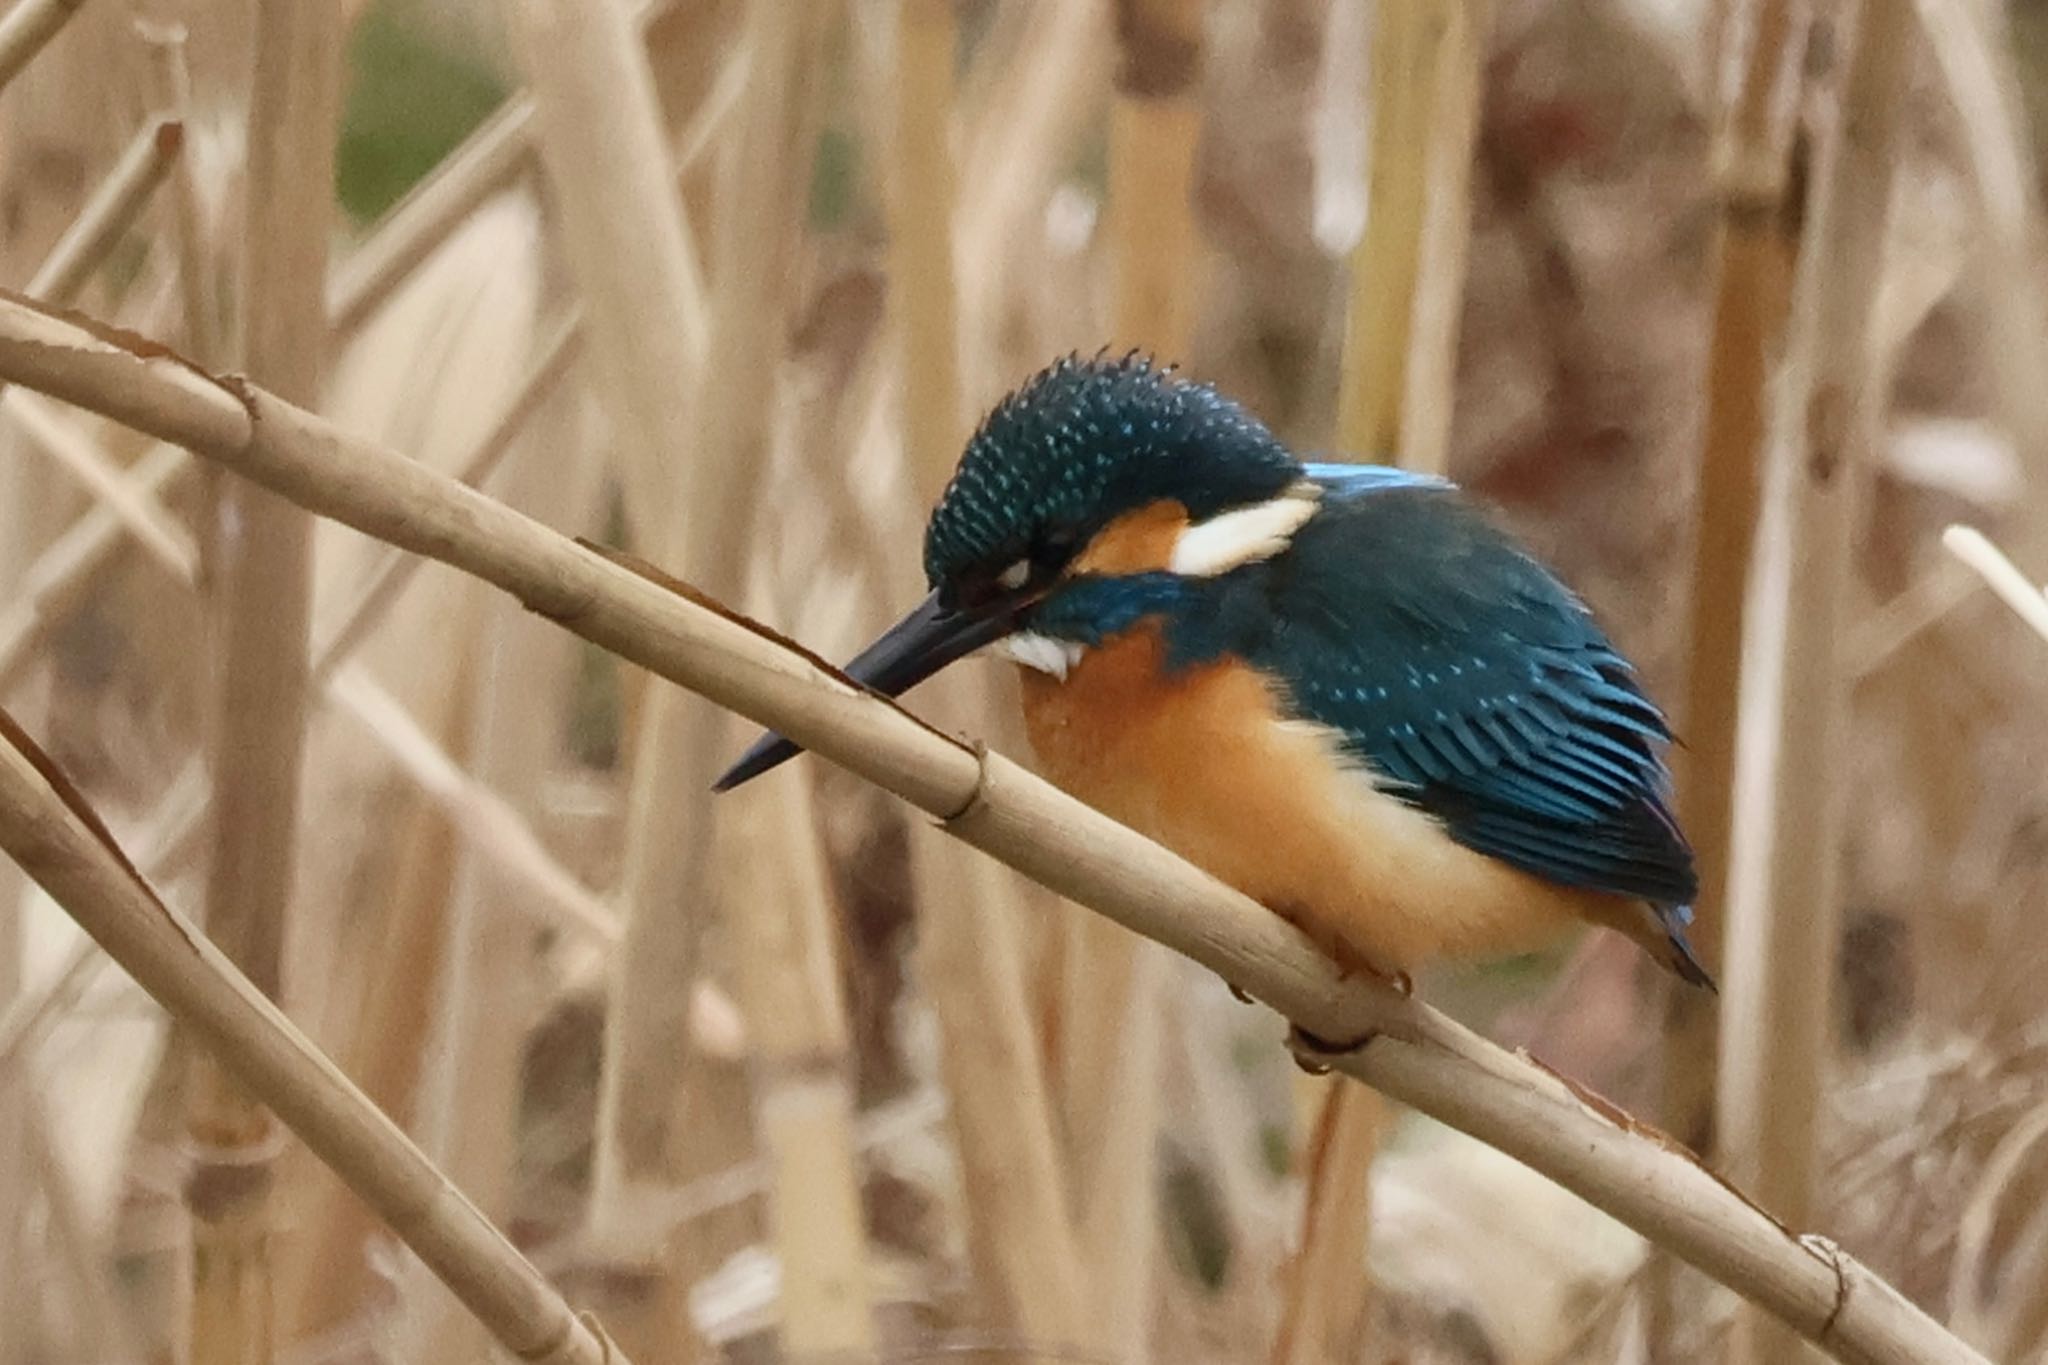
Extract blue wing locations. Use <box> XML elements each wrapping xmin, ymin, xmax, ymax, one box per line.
<box><xmin>1234</xmin><ymin>477</ymin><xmax>1697</xmax><ymax>906</ymax></box>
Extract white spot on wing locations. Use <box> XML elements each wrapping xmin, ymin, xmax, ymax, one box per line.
<box><xmin>993</xmin><ymin>631</ymin><xmax>1083</xmax><ymax>679</ymax></box>
<box><xmin>1169</xmin><ymin>483</ymin><xmax>1320</xmax><ymax>577</ymax></box>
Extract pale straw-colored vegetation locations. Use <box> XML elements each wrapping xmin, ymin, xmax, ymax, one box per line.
<box><xmin>0</xmin><ymin>3</ymin><xmax>2045</xmax><ymax>1364</ymax></box>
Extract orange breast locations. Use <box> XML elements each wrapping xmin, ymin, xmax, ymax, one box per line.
<box><xmin>1018</xmin><ymin>626</ymin><xmax>1610</xmax><ymax>975</ymax></box>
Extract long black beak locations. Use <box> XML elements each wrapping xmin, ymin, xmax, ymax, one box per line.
<box><xmin>713</xmin><ymin>589</ymin><xmax>1021</xmax><ymax>792</ymax></box>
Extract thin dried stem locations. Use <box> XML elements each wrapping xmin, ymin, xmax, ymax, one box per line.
<box><xmin>1062</xmin><ymin>3</ymin><xmax>1212</xmax><ymax>1355</ymax></box>
<box><xmin>881</xmin><ymin>1</ymin><xmax>1087</xmax><ymax>1340</ymax></box>
<box><xmin>310</xmin><ymin>313</ymin><xmax>582</xmax><ymax>686</ymax></box>
<box><xmin>0</xmin><ymin>0</ymin><xmax>85</xmax><ymax>94</ymax></box>
<box><xmin>1717</xmin><ymin>7</ymin><xmax>1915</xmax><ymax>1362</ymax></box>
<box><xmin>722</xmin><ymin>769</ymin><xmax>876</xmax><ymax>1355</ymax></box>
<box><xmin>1941</xmin><ymin>527</ymin><xmax>2048</xmax><ymax>646</ymax></box>
<box><xmin>3</xmin><ymin>391</ymin><xmax>198</xmax><ymax>578</ymax></box>
<box><xmin>1335</xmin><ymin>0</ymin><xmax>1482</xmax><ymax>473</ymax></box>
<box><xmin>25</xmin><ymin>115</ymin><xmax>183</xmax><ymax>306</ymax></box>
<box><xmin>0</xmin><ymin>293</ymin><xmax>1991</xmax><ymax>1365</ymax></box>
<box><xmin>1271</xmin><ymin>1082</ymin><xmax>1385</xmax><ymax>1365</ymax></box>
<box><xmin>186</xmin><ymin>11</ymin><xmax>339</xmax><ymax>1361</ymax></box>
<box><xmin>328</xmin><ymin>667</ymin><xmax>618</xmax><ymax>945</ymax></box>
<box><xmin>1660</xmin><ymin>0</ymin><xmax>1812</xmax><ymax>1166</ymax></box>
<box><xmin>0</xmin><ymin>722</ymin><xmax>628</xmax><ymax>1365</ymax></box>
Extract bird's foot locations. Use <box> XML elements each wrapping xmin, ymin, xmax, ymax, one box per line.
<box><xmin>1226</xmin><ymin>979</ymin><xmax>1254</xmax><ymax>1004</ymax></box>
<box><xmin>1333</xmin><ymin>957</ymin><xmax>1413</xmax><ymax>998</ymax></box>
<box><xmin>1286</xmin><ymin>1022</ymin><xmax>1381</xmax><ymax>1075</ymax></box>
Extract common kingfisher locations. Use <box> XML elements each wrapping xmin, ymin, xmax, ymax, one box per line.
<box><xmin>717</xmin><ymin>354</ymin><xmax>1712</xmax><ymax>991</ymax></box>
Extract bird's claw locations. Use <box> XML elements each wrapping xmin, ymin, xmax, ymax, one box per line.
<box><xmin>1226</xmin><ymin>979</ymin><xmax>1254</xmax><ymax>1004</ymax></box>
<box><xmin>1286</xmin><ymin>1022</ymin><xmax>1380</xmax><ymax>1074</ymax></box>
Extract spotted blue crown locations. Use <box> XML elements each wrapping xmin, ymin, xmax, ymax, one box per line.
<box><xmin>922</xmin><ymin>354</ymin><xmax>1300</xmax><ymax>597</ymax></box>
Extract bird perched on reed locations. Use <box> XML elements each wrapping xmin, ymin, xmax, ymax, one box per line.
<box><xmin>718</xmin><ymin>354</ymin><xmax>1711</xmax><ymax>993</ymax></box>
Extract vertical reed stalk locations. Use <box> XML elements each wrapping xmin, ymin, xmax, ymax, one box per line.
<box><xmin>723</xmin><ymin>769</ymin><xmax>875</xmax><ymax>1356</ymax></box>
<box><xmin>884</xmin><ymin>1</ymin><xmax>1087</xmax><ymax>1344</ymax></box>
<box><xmin>688</xmin><ymin>10</ymin><xmax>872</xmax><ymax>1353</ymax></box>
<box><xmin>1649</xmin><ymin>6</ymin><xmax>1810</xmax><ymax>1353</ymax></box>
<box><xmin>408</xmin><ymin>410</ymin><xmax>568</xmax><ymax>1362</ymax></box>
<box><xmin>512</xmin><ymin>3</ymin><xmax>718</xmax><ymax>1356</ymax></box>
<box><xmin>185</xmin><ymin>9</ymin><xmax>339</xmax><ymax>1365</ymax></box>
<box><xmin>1270</xmin><ymin>1083</ymin><xmax>1385</xmax><ymax>1365</ymax></box>
<box><xmin>1056</xmin><ymin>4</ymin><xmax>1209</xmax><ymax>1358</ymax></box>
<box><xmin>1719</xmin><ymin>6</ymin><xmax>1912</xmax><ymax>1362</ymax></box>
<box><xmin>1335</xmin><ymin>0</ymin><xmax>1481</xmax><ymax>473</ymax></box>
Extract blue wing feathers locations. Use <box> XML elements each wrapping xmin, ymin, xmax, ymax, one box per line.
<box><xmin>1211</xmin><ymin>481</ymin><xmax>1698</xmax><ymax>906</ymax></box>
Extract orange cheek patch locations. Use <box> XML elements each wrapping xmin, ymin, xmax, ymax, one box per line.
<box><xmin>1071</xmin><ymin>500</ymin><xmax>1189</xmax><ymax>576</ymax></box>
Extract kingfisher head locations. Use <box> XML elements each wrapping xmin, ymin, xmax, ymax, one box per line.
<box><xmin>715</xmin><ymin>353</ymin><xmax>1315</xmax><ymax>789</ymax></box>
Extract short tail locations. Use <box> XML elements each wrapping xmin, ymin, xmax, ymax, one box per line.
<box><xmin>1656</xmin><ymin>903</ymin><xmax>1717</xmax><ymax>992</ymax></box>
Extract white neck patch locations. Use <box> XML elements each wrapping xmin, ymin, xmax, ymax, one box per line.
<box><xmin>993</xmin><ymin>631</ymin><xmax>1084</xmax><ymax>679</ymax></box>
<box><xmin>1169</xmin><ymin>483</ymin><xmax>1320</xmax><ymax>577</ymax></box>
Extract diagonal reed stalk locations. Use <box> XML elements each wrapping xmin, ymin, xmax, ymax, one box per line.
<box><xmin>0</xmin><ymin>716</ymin><xmax>628</xmax><ymax>1365</ymax></box>
<box><xmin>23</xmin><ymin>115</ymin><xmax>183</xmax><ymax>307</ymax></box>
<box><xmin>183</xmin><ymin>9</ymin><xmax>339</xmax><ymax>1365</ymax></box>
<box><xmin>0</xmin><ymin>288</ymin><xmax>1993</xmax><ymax>1365</ymax></box>
<box><xmin>1717</xmin><ymin>8</ymin><xmax>1916</xmax><ymax>1364</ymax></box>
<box><xmin>0</xmin><ymin>0</ymin><xmax>84</xmax><ymax>94</ymax></box>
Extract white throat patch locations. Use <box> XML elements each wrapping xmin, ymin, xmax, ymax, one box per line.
<box><xmin>992</xmin><ymin>631</ymin><xmax>1084</xmax><ymax>679</ymax></box>
<box><xmin>1169</xmin><ymin>483</ymin><xmax>1321</xmax><ymax>577</ymax></box>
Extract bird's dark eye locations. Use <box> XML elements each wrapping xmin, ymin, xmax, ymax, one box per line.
<box><xmin>1032</xmin><ymin>527</ymin><xmax>1080</xmax><ymax>575</ymax></box>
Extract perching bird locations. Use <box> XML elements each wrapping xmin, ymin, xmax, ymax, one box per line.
<box><xmin>717</xmin><ymin>354</ymin><xmax>1711</xmax><ymax>991</ymax></box>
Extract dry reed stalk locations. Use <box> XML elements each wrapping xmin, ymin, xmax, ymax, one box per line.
<box><xmin>276</xmin><ymin>794</ymin><xmax>457</xmax><ymax>1346</ymax></box>
<box><xmin>328</xmin><ymin>668</ymin><xmax>617</xmax><ymax>944</ymax></box>
<box><xmin>1716</xmin><ymin>10</ymin><xmax>1915</xmax><ymax>1365</ymax></box>
<box><xmin>0</xmin><ymin>297</ymin><xmax>1997</xmax><ymax>1365</ymax></box>
<box><xmin>879</xmin><ymin>3</ymin><xmax>1088</xmax><ymax>1342</ymax></box>
<box><xmin>0</xmin><ymin>439</ymin><xmax>186</xmax><ymax>689</ymax></box>
<box><xmin>1335</xmin><ymin>0</ymin><xmax>1464</xmax><ymax>469</ymax></box>
<box><xmin>310</xmin><ymin>314</ymin><xmax>582</xmax><ymax>684</ymax></box>
<box><xmin>4</xmin><ymin>392</ymin><xmax>198</xmax><ymax>576</ymax></box>
<box><xmin>183</xmin><ymin>9</ymin><xmax>339</xmax><ymax>1364</ymax></box>
<box><xmin>678</xmin><ymin>10</ymin><xmax>872</xmax><ymax>1355</ymax></box>
<box><xmin>23</xmin><ymin>115</ymin><xmax>183</xmax><ymax>306</ymax></box>
<box><xmin>513</xmin><ymin>4</ymin><xmax>710</xmax><ymax>1294</ymax></box>
<box><xmin>1659</xmin><ymin>0</ymin><xmax>1810</xmax><ymax>1154</ymax></box>
<box><xmin>1270</xmin><ymin>1082</ymin><xmax>1385</xmax><ymax>1365</ymax></box>
<box><xmin>887</xmin><ymin>0</ymin><xmax>963</xmax><ymax>487</ymax></box>
<box><xmin>722</xmin><ymin>769</ymin><xmax>875</xmax><ymax>1356</ymax></box>
<box><xmin>1649</xmin><ymin>8</ymin><xmax>1812</xmax><ymax>1353</ymax></box>
<box><xmin>138</xmin><ymin>20</ymin><xmax>225</xmax><ymax>365</ymax></box>
<box><xmin>954</xmin><ymin>1</ymin><xmax>1112</xmax><ymax>401</ymax></box>
<box><xmin>409</xmin><ymin>407</ymin><xmax>571</xmax><ymax>1362</ymax></box>
<box><xmin>0</xmin><ymin>0</ymin><xmax>83</xmax><ymax>93</ymax></box>
<box><xmin>1054</xmin><ymin>4</ymin><xmax>1211</xmax><ymax>1356</ymax></box>
<box><xmin>516</xmin><ymin>5</ymin><xmax>820</xmax><ymax>1358</ymax></box>
<box><xmin>1941</xmin><ymin>527</ymin><xmax>2048</xmax><ymax>645</ymax></box>
<box><xmin>0</xmin><ymin>350</ymin><xmax>604</xmax><ymax>963</ymax></box>
<box><xmin>0</xmin><ymin>722</ymin><xmax>629</xmax><ymax>1365</ymax></box>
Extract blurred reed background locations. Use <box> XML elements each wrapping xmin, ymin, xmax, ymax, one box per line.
<box><xmin>0</xmin><ymin>0</ymin><xmax>2046</xmax><ymax>1362</ymax></box>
